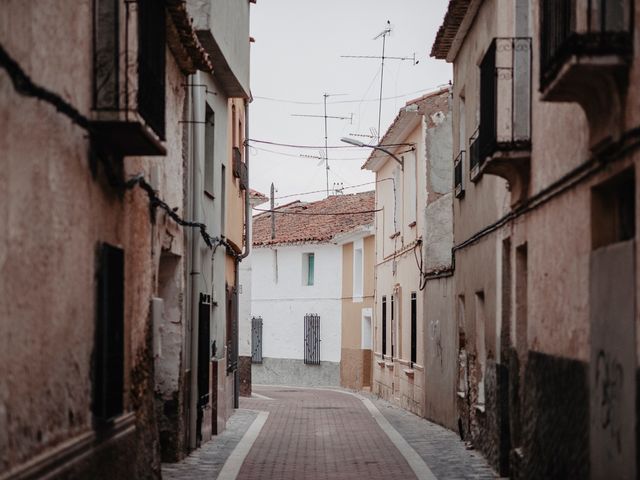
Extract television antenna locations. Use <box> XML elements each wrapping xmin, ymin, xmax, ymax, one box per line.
<box><xmin>291</xmin><ymin>93</ymin><xmax>352</xmax><ymax>196</ymax></box>
<box><xmin>341</xmin><ymin>21</ymin><xmax>419</xmax><ymax>143</ymax></box>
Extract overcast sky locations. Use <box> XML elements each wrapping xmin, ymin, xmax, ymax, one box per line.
<box><xmin>248</xmin><ymin>0</ymin><xmax>452</xmax><ymax>206</ymax></box>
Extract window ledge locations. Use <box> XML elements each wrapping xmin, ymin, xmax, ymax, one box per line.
<box><xmin>408</xmin><ymin>221</ymin><xmax>416</xmax><ymax>228</ymax></box>
<box><xmin>385</xmin><ymin>362</ymin><xmax>395</xmax><ymax>369</ymax></box>
<box><xmin>204</xmin><ymin>190</ymin><xmax>215</xmax><ymax>200</ymax></box>
<box><xmin>377</xmin><ymin>360</ymin><xmax>386</xmax><ymax>367</ymax></box>
<box><xmin>457</xmin><ymin>391</ymin><xmax>466</xmax><ymax>399</ymax></box>
<box><xmin>474</xmin><ymin>403</ymin><xmax>486</xmax><ymax>414</ymax></box>
<box><xmin>403</xmin><ymin>368</ymin><xmax>414</xmax><ymax>377</ymax></box>
<box><xmin>389</xmin><ymin>231</ymin><xmax>401</xmax><ymax>240</ymax></box>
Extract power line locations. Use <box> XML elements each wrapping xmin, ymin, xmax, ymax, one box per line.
<box><xmin>253</xmin><ymin>85</ymin><xmax>449</xmax><ymax>106</ymax></box>
<box><xmin>247</xmin><ymin>138</ymin><xmax>414</xmax><ymax>149</ymax></box>
<box><xmin>272</xmin><ymin>178</ymin><xmax>393</xmax><ymax>200</ymax></box>
<box><xmin>250</xmin><ymin>145</ymin><xmax>368</xmax><ymax>161</ymax></box>
<box><xmin>254</xmin><ymin>206</ymin><xmax>381</xmax><ymax>216</ymax></box>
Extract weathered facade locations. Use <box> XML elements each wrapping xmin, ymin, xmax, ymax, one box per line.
<box><xmin>0</xmin><ymin>0</ymin><xmax>254</xmax><ymax>477</ymax></box>
<box><xmin>364</xmin><ymin>89</ymin><xmax>453</xmax><ymax>419</ymax></box>
<box><xmin>0</xmin><ymin>0</ymin><xmax>213</xmax><ymax>477</ymax></box>
<box><xmin>432</xmin><ymin>0</ymin><xmax>640</xmax><ymax>477</ymax></box>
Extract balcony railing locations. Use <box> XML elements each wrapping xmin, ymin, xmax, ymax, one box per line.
<box><xmin>232</xmin><ymin>147</ymin><xmax>248</xmax><ymax>190</ymax></box>
<box><xmin>540</xmin><ymin>0</ymin><xmax>633</xmax><ymax>90</ymax></box>
<box><xmin>479</xmin><ymin>38</ymin><xmax>532</xmax><ymax>162</ymax></box>
<box><xmin>91</xmin><ymin>0</ymin><xmax>166</xmax><ymax>156</ymax></box>
<box><xmin>469</xmin><ymin>129</ymin><xmax>481</xmax><ymax>182</ymax></box>
<box><xmin>454</xmin><ymin>151</ymin><xmax>465</xmax><ymax>198</ymax></box>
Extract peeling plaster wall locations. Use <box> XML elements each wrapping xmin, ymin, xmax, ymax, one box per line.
<box><xmin>0</xmin><ymin>2</ymin><xmax>188</xmax><ymax>477</ymax></box>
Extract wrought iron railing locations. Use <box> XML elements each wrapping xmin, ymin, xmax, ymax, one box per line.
<box><xmin>137</xmin><ymin>0</ymin><xmax>166</xmax><ymax>139</ymax></box>
<box><xmin>251</xmin><ymin>316</ymin><xmax>263</xmax><ymax>364</ymax></box>
<box><xmin>304</xmin><ymin>314</ymin><xmax>321</xmax><ymax>365</ymax></box>
<box><xmin>479</xmin><ymin>38</ymin><xmax>532</xmax><ymax>163</ymax></box>
<box><xmin>454</xmin><ymin>150</ymin><xmax>465</xmax><ymax>198</ymax></box>
<box><xmin>232</xmin><ymin>147</ymin><xmax>248</xmax><ymax>190</ymax></box>
<box><xmin>469</xmin><ymin>129</ymin><xmax>481</xmax><ymax>181</ymax></box>
<box><xmin>540</xmin><ymin>0</ymin><xmax>633</xmax><ymax>89</ymax></box>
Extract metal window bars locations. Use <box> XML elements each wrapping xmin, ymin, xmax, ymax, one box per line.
<box><xmin>304</xmin><ymin>314</ymin><xmax>321</xmax><ymax>365</ymax></box>
<box><xmin>251</xmin><ymin>316</ymin><xmax>263</xmax><ymax>364</ymax></box>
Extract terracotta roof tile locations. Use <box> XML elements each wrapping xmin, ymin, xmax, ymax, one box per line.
<box><xmin>253</xmin><ymin>191</ymin><xmax>375</xmax><ymax>246</ymax></box>
<box><xmin>430</xmin><ymin>0</ymin><xmax>472</xmax><ymax>59</ymax></box>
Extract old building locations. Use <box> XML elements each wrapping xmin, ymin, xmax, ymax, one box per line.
<box><xmin>432</xmin><ymin>0</ymin><xmax>640</xmax><ymax>477</ymax></box>
<box><xmin>0</xmin><ymin>0</ymin><xmax>214</xmax><ymax>477</ymax></box>
<box><xmin>363</xmin><ymin>89</ymin><xmax>454</xmax><ymax>420</ymax></box>
<box><xmin>250</xmin><ymin>192</ymin><xmax>375</xmax><ymax>387</ymax></box>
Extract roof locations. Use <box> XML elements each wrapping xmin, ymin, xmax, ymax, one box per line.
<box><xmin>252</xmin><ymin>191</ymin><xmax>375</xmax><ymax>247</ymax></box>
<box><xmin>430</xmin><ymin>0</ymin><xmax>477</xmax><ymax>61</ymax></box>
<box><xmin>166</xmin><ymin>0</ymin><xmax>213</xmax><ymax>74</ymax></box>
<box><xmin>362</xmin><ymin>87</ymin><xmax>451</xmax><ymax>171</ymax></box>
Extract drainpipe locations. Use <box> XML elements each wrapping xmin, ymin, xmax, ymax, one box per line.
<box><xmin>188</xmin><ymin>72</ymin><xmax>204</xmax><ymax>450</ymax></box>
<box><xmin>234</xmin><ymin>98</ymin><xmax>250</xmax><ymax>408</ymax></box>
<box><xmin>239</xmin><ymin>98</ymin><xmax>251</xmax><ymax>261</ymax></box>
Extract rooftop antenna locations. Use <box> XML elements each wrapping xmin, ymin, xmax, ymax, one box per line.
<box><xmin>292</xmin><ymin>93</ymin><xmax>352</xmax><ymax>197</ymax></box>
<box><xmin>341</xmin><ymin>20</ymin><xmax>419</xmax><ymax>144</ymax></box>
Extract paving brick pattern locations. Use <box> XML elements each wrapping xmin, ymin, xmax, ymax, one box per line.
<box><xmin>162</xmin><ymin>387</ymin><xmax>497</xmax><ymax>480</ymax></box>
<box><xmin>238</xmin><ymin>387</ymin><xmax>417</xmax><ymax>480</ymax></box>
<box><xmin>162</xmin><ymin>408</ymin><xmax>258</xmax><ymax>480</ymax></box>
<box><xmin>366</xmin><ymin>394</ymin><xmax>497</xmax><ymax>479</ymax></box>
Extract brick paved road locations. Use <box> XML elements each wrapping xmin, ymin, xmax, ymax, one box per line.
<box><xmin>163</xmin><ymin>386</ymin><xmax>497</xmax><ymax>480</ymax></box>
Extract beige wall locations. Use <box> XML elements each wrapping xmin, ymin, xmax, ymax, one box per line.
<box><xmin>341</xmin><ymin>235</ymin><xmax>375</xmax><ymax>390</ymax></box>
<box><xmin>226</xmin><ymin>97</ymin><xmax>247</xmax><ymax>256</ymax></box>
<box><xmin>0</xmin><ymin>2</ymin><xmax>187</xmax><ymax>475</ymax></box>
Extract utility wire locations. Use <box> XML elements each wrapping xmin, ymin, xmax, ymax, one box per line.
<box><xmin>247</xmin><ymin>138</ymin><xmax>414</xmax><ymax>149</ymax></box>
<box><xmin>253</xmin><ymin>84</ymin><xmax>450</xmax><ymax>106</ymax></box>
<box><xmin>0</xmin><ymin>42</ymin><xmax>239</xmax><ymax>259</ymax></box>
<box><xmin>253</xmin><ymin>206</ymin><xmax>381</xmax><ymax>216</ymax></box>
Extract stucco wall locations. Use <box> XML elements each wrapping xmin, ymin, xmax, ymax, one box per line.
<box><xmin>341</xmin><ymin>235</ymin><xmax>375</xmax><ymax>390</ymax></box>
<box><xmin>251</xmin><ymin>244</ymin><xmax>342</xmax><ymax>363</ymax></box>
<box><xmin>0</xmin><ymin>2</ymin><xmax>187</xmax><ymax>475</ymax></box>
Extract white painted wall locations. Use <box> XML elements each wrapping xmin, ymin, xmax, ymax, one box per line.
<box><xmin>251</xmin><ymin>244</ymin><xmax>343</xmax><ymax>362</ymax></box>
<box><xmin>238</xmin><ymin>255</ymin><xmax>252</xmax><ymax>357</ymax></box>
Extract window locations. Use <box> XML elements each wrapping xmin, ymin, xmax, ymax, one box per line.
<box><xmin>390</xmin><ymin>294</ymin><xmax>395</xmax><ymax>357</ymax></box>
<box><xmin>410</xmin><ymin>292</ymin><xmax>417</xmax><ymax>365</ymax></box>
<box><xmin>381</xmin><ymin>296</ymin><xmax>387</xmax><ymax>355</ymax></box>
<box><xmin>304</xmin><ymin>314</ymin><xmax>321</xmax><ymax>364</ymax></box>
<box><xmin>592</xmin><ymin>168</ymin><xmax>635</xmax><ymax>249</ymax></box>
<box><xmin>361</xmin><ymin>309</ymin><xmax>372</xmax><ymax>350</ymax></box>
<box><xmin>475</xmin><ymin>291</ymin><xmax>486</xmax><ymax>407</ymax></box>
<box><xmin>221</xmin><ymin>165</ymin><xmax>226</xmax><ymax>235</ymax></box>
<box><xmin>302</xmin><ymin>253</ymin><xmax>315</xmax><ymax>286</ymax></box>
<box><xmin>251</xmin><ymin>316</ymin><xmax>263</xmax><ymax>364</ymax></box>
<box><xmin>394</xmin><ymin>168</ymin><xmax>401</xmax><ymax>232</ymax></box>
<box><xmin>204</xmin><ymin>106</ymin><xmax>215</xmax><ymax>195</ymax></box>
<box><xmin>93</xmin><ymin>243</ymin><xmax>125</xmax><ymax>421</ymax></box>
<box><xmin>353</xmin><ymin>244</ymin><xmax>363</xmax><ymax>299</ymax></box>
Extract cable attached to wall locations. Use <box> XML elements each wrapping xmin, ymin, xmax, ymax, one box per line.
<box><xmin>0</xmin><ymin>42</ymin><xmax>240</xmax><ymax>259</ymax></box>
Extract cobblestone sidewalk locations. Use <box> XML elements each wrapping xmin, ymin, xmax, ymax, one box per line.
<box><xmin>162</xmin><ymin>387</ymin><xmax>497</xmax><ymax>480</ymax></box>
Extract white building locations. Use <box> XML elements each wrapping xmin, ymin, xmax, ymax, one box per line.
<box><xmin>250</xmin><ymin>193</ymin><xmax>375</xmax><ymax>386</ymax></box>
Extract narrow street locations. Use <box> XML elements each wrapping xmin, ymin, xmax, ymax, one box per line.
<box><xmin>163</xmin><ymin>387</ymin><xmax>496</xmax><ymax>480</ymax></box>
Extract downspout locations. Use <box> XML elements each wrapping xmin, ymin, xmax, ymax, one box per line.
<box><xmin>234</xmin><ymin>98</ymin><xmax>250</xmax><ymax>409</ymax></box>
<box><xmin>239</xmin><ymin>98</ymin><xmax>251</xmax><ymax>261</ymax></box>
<box><xmin>188</xmin><ymin>72</ymin><xmax>204</xmax><ymax>450</ymax></box>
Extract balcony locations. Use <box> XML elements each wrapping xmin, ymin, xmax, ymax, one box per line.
<box><xmin>232</xmin><ymin>147</ymin><xmax>248</xmax><ymax>191</ymax></box>
<box><xmin>475</xmin><ymin>38</ymin><xmax>532</xmax><ymax>204</ymax></box>
<box><xmin>90</xmin><ymin>0</ymin><xmax>166</xmax><ymax>157</ymax></box>
<box><xmin>540</xmin><ymin>0</ymin><xmax>633</xmax><ymax>148</ymax></box>
<box><xmin>469</xmin><ymin>129</ymin><xmax>481</xmax><ymax>182</ymax></box>
<box><xmin>454</xmin><ymin>151</ymin><xmax>465</xmax><ymax>198</ymax></box>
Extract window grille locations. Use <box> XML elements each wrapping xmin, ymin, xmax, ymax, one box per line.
<box><xmin>381</xmin><ymin>296</ymin><xmax>387</xmax><ymax>356</ymax></box>
<box><xmin>304</xmin><ymin>314</ymin><xmax>321</xmax><ymax>365</ymax></box>
<box><xmin>411</xmin><ymin>292</ymin><xmax>417</xmax><ymax>366</ymax></box>
<box><xmin>251</xmin><ymin>316</ymin><xmax>263</xmax><ymax>364</ymax></box>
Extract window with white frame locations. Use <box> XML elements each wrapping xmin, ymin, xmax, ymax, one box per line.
<box><xmin>302</xmin><ymin>252</ymin><xmax>315</xmax><ymax>286</ymax></box>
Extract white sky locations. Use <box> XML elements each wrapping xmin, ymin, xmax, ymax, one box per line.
<box><xmin>248</xmin><ymin>0</ymin><xmax>452</xmax><ymax>206</ymax></box>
